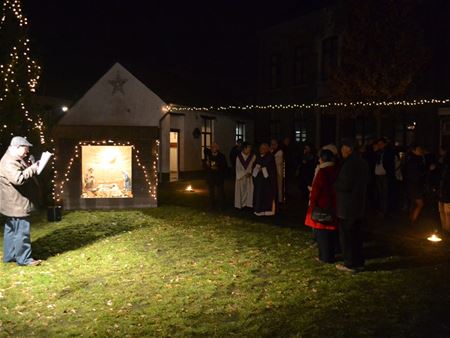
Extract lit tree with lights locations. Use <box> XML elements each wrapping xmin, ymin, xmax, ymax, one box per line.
<box><xmin>0</xmin><ymin>0</ymin><xmax>44</xmax><ymax>149</ymax></box>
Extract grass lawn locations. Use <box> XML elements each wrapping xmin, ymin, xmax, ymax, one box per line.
<box><xmin>1</xmin><ymin>181</ymin><xmax>450</xmax><ymax>337</ymax></box>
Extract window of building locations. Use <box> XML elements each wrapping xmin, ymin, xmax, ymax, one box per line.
<box><xmin>201</xmin><ymin>117</ymin><xmax>214</xmax><ymax>159</ymax></box>
<box><xmin>293</xmin><ymin>111</ymin><xmax>309</xmax><ymax>143</ymax></box>
<box><xmin>321</xmin><ymin>36</ymin><xmax>338</xmax><ymax>81</ymax></box>
<box><xmin>235</xmin><ymin>122</ymin><xmax>246</xmax><ymax>142</ymax></box>
<box><xmin>269</xmin><ymin>54</ymin><xmax>282</xmax><ymax>89</ymax></box>
<box><xmin>270</xmin><ymin>120</ymin><xmax>280</xmax><ymax>140</ymax></box>
<box><xmin>294</xmin><ymin>47</ymin><xmax>307</xmax><ymax>85</ymax></box>
<box><xmin>294</xmin><ymin>119</ymin><xmax>308</xmax><ymax>143</ymax></box>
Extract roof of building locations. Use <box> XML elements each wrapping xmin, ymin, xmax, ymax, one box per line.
<box><xmin>58</xmin><ymin>63</ymin><xmax>166</xmax><ymax>127</ymax></box>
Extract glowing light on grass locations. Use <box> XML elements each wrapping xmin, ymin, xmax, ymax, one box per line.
<box><xmin>427</xmin><ymin>233</ymin><xmax>442</xmax><ymax>243</ymax></box>
<box><xmin>185</xmin><ymin>185</ymin><xmax>194</xmax><ymax>192</ymax></box>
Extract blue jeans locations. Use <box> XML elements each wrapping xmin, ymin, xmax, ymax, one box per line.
<box><xmin>3</xmin><ymin>217</ymin><xmax>33</xmax><ymax>266</ymax></box>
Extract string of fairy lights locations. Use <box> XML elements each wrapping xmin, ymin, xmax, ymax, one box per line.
<box><xmin>53</xmin><ymin>140</ymin><xmax>159</xmax><ymax>203</ymax></box>
<box><xmin>0</xmin><ymin>0</ymin><xmax>45</xmax><ymax>144</ymax></box>
<box><xmin>166</xmin><ymin>98</ymin><xmax>450</xmax><ymax>112</ymax></box>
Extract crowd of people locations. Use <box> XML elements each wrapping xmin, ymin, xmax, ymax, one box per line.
<box><xmin>204</xmin><ymin>136</ymin><xmax>450</xmax><ymax>273</ymax></box>
<box><xmin>3</xmin><ymin>132</ymin><xmax>447</xmax><ymax>271</ymax></box>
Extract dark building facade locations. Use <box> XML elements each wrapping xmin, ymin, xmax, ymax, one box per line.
<box><xmin>255</xmin><ymin>3</ymin><xmax>450</xmax><ymax>151</ymax></box>
<box><xmin>256</xmin><ymin>7</ymin><xmax>343</xmax><ymax>147</ymax></box>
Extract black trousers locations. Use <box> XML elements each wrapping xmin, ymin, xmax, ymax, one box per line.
<box><xmin>316</xmin><ymin>229</ymin><xmax>339</xmax><ymax>263</ymax></box>
<box><xmin>376</xmin><ymin>175</ymin><xmax>389</xmax><ymax>215</ymax></box>
<box><xmin>339</xmin><ymin>218</ymin><xmax>365</xmax><ymax>268</ymax></box>
<box><xmin>208</xmin><ymin>181</ymin><xmax>225</xmax><ymax>209</ymax></box>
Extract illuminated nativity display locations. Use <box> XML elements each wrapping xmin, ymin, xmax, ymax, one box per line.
<box><xmin>81</xmin><ymin>145</ymin><xmax>133</xmax><ymax>199</ymax></box>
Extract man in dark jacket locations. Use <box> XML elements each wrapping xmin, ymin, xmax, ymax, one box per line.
<box><xmin>0</xmin><ymin>136</ymin><xmax>41</xmax><ymax>266</ymax></box>
<box><xmin>374</xmin><ymin>138</ymin><xmax>396</xmax><ymax>217</ymax></box>
<box><xmin>335</xmin><ymin>138</ymin><xmax>369</xmax><ymax>272</ymax></box>
<box><xmin>205</xmin><ymin>143</ymin><xmax>228</xmax><ymax>210</ymax></box>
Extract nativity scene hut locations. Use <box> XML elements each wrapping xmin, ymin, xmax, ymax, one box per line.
<box><xmin>53</xmin><ymin>63</ymin><xmax>254</xmax><ymax>210</ymax></box>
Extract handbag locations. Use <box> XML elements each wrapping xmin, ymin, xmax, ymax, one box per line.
<box><xmin>311</xmin><ymin>206</ymin><xmax>334</xmax><ymax>224</ymax></box>
<box><xmin>310</xmin><ymin>168</ymin><xmax>334</xmax><ymax>224</ymax></box>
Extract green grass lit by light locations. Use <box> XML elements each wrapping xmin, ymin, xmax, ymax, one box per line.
<box><xmin>1</xmin><ymin>204</ymin><xmax>450</xmax><ymax>337</ymax></box>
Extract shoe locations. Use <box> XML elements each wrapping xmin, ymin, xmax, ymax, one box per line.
<box><xmin>26</xmin><ymin>259</ymin><xmax>42</xmax><ymax>266</ymax></box>
<box><xmin>336</xmin><ymin>263</ymin><xmax>357</xmax><ymax>273</ymax></box>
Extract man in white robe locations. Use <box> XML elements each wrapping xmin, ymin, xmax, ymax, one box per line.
<box><xmin>271</xmin><ymin>139</ymin><xmax>284</xmax><ymax>204</ymax></box>
<box><xmin>234</xmin><ymin>142</ymin><xmax>256</xmax><ymax>209</ymax></box>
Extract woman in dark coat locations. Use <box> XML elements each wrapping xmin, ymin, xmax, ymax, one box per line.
<box><xmin>405</xmin><ymin>144</ymin><xmax>426</xmax><ymax>225</ymax></box>
<box><xmin>305</xmin><ymin>149</ymin><xmax>338</xmax><ymax>263</ymax></box>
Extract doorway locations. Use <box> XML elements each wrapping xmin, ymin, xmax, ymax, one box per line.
<box><xmin>169</xmin><ymin>130</ymin><xmax>179</xmax><ymax>182</ymax></box>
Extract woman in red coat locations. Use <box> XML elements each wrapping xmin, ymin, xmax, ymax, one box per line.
<box><xmin>305</xmin><ymin>149</ymin><xmax>339</xmax><ymax>263</ymax></box>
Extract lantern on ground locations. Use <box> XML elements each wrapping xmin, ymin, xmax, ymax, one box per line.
<box><xmin>427</xmin><ymin>233</ymin><xmax>443</xmax><ymax>243</ymax></box>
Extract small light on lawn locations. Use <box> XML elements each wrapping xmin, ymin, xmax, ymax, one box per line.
<box><xmin>185</xmin><ymin>185</ymin><xmax>194</xmax><ymax>192</ymax></box>
<box><xmin>427</xmin><ymin>233</ymin><xmax>442</xmax><ymax>243</ymax></box>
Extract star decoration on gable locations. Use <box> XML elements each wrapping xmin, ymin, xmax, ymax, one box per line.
<box><xmin>109</xmin><ymin>71</ymin><xmax>128</xmax><ymax>95</ymax></box>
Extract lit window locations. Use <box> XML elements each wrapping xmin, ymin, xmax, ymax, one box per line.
<box><xmin>201</xmin><ymin>117</ymin><xmax>214</xmax><ymax>159</ymax></box>
<box><xmin>294</xmin><ymin>119</ymin><xmax>307</xmax><ymax>143</ymax></box>
<box><xmin>235</xmin><ymin>122</ymin><xmax>246</xmax><ymax>142</ymax></box>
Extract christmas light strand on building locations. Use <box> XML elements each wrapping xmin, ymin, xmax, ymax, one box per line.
<box><xmin>0</xmin><ymin>0</ymin><xmax>45</xmax><ymax>144</ymax></box>
<box><xmin>53</xmin><ymin>140</ymin><xmax>159</xmax><ymax>203</ymax></box>
<box><xmin>166</xmin><ymin>98</ymin><xmax>450</xmax><ymax>112</ymax></box>
<box><xmin>151</xmin><ymin>140</ymin><xmax>160</xmax><ymax>201</ymax></box>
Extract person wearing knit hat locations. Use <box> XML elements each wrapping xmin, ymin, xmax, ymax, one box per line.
<box><xmin>0</xmin><ymin>136</ymin><xmax>41</xmax><ymax>266</ymax></box>
<box><xmin>322</xmin><ymin>143</ymin><xmax>338</xmax><ymax>156</ymax></box>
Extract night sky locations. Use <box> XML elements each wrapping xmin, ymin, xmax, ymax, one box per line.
<box><xmin>25</xmin><ymin>0</ymin><xmax>335</xmax><ymax>105</ymax></box>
